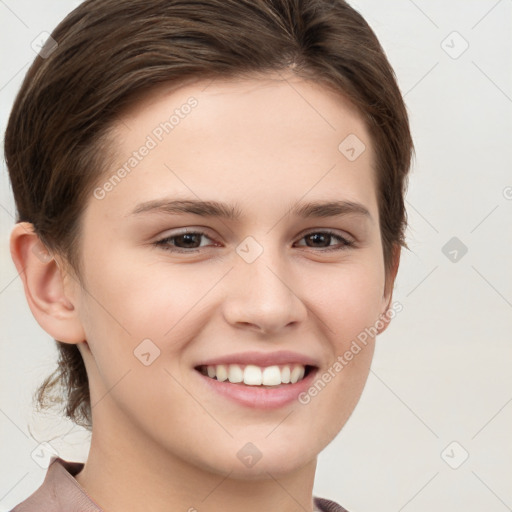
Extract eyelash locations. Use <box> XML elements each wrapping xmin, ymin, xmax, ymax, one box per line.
<box><xmin>153</xmin><ymin>229</ymin><xmax>356</xmax><ymax>253</ymax></box>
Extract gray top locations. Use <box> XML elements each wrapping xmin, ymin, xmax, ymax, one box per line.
<box><xmin>11</xmin><ymin>457</ymin><xmax>349</xmax><ymax>512</ymax></box>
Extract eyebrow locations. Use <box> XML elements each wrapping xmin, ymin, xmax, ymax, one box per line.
<box><xmin>130</xmin><ymin>198</ymin><xmax>371</xmax><ymax>221</ymax></box>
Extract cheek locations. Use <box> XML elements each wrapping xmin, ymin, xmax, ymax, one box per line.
<box><xmin>298</xmin><ymin>265</ymin><xmax>381</xmax><ymax>447</ymax></box>
<box><xmin>313</xmin><ymin>256</ymin><xmax>385</xmax><ymax>338</ymax></box>
<box><xmin>81</xmin><ymin>250</ymin><xmax>213</xmax><ymax>340</ymax></box>
<box><xmin>305</xmin><ymin>255</ymin><xmax>383</xmax><ymax>407</ymax></box>
<box><xmin>77</xmin><ymin>252</ymin><xmax>236</xmax><ymax>399</ymax></box>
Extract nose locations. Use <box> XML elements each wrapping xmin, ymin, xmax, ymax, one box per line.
<box><xmin>221</xmin><ymin>242</ymin><xmax>308</xmax><ymax>335</ymax></box>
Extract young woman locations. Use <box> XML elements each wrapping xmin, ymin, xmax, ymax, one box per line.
<box><xmin>5</xmin><ymin>0</ymin><xmax>413</xmax><ymax>510</ymax></box>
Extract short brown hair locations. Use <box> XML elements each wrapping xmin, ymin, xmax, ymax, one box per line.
<box><xmin>4</xmin><ymin>0</ymin><xmax>413</xmax><ymax>429</ymax></box>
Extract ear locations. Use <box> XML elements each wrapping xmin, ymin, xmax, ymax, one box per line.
<box><xmin>376</xmin><ymin>243</ymin><xmax>401</xmax><ymax>335</ymax></box>
<box><xmin>10</xmin><ymin>222</ymin><xmax>85</xmax><ymax>344</ymax></box>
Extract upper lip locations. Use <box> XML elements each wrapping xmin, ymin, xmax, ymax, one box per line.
<box><xmin>195</xmin><ymin>350</ymin><xmax>320</xmax><ymax>368</ymax></box>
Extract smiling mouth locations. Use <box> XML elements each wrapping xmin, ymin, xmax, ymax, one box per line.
<box><xmin>195</xmin><ymin>363</ymin><xmax>315</xmax><ymax>387</ymax></box>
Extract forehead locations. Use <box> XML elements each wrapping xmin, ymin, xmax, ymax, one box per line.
<box><xmin>121</xmin><ymin>72</ymin><xmax>368</xmax><ymax>140</ymax></box>
<box><xmin>87</xmin><ymin>72</ymin><xmax>377</xmax><ymax>223</ymax></box>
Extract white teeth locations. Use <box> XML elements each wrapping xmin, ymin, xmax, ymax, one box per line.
<box><xmin>243</xmin><ymin>365</ymin><xmax>262</xmax><ymax>385</ymax></box>
<box><xmin>201</xmin><ymin>363</ymin><xmax>309</xmax><ymax>386</ymax></box>
<box><xmin>228</xmin><ymin>364</ymin><xmax>243</xmax><ymax>383</ymax></box>
<box><xmin>216</xmin><ymin>364</ymin><xmax>228</xmax><ymax>382</ymax></box>
<box><xmin>262</xmin><ymin>365</ymin><xmax>281</xmax><ymax>386</ymax></box>
<box><xmin>290</xmin><ymin>365</ymin><xmax>305</xmax><ymax>384</ymax></box>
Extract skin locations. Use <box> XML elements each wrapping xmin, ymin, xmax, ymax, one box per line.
<box><xmin>11</xmin><ymin>71</ymin><xmax>399</xmax><ymax>512</ymax></box>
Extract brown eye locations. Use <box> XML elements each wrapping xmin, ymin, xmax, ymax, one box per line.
<box><xmin>154</xmin><ymin>230</ymin><xmax>215</xmax><ymax>252</ymax></box>
<box><xmin>295</xmin><ymin>231</ymin><xmax>355</xmax><ymax>251</ymax></box>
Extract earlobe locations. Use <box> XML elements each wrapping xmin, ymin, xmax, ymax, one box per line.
<box><xmin>10</xmin><ymin>222</ymin><xmax>85</xmax><ymax>344</ymax></box>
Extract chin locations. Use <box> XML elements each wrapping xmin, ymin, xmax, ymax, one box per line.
<box><xmin>218</xmin><ymin>455</ymin><xmax>316</xmax><ymax>481</ymax></box>
<box><xmin>199</xmin><ymin>436</ymin><xmax>320</xmax><ymax>480</ymax></box>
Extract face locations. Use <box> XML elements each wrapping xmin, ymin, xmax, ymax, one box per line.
<box><xmin>72</xmin><ymin>72</ymin><xmax>394</xmax><ymax>479</ymax></box>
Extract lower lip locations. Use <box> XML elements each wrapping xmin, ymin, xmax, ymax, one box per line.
<box><xmin>195</xmin><ymin>368</ymin><xmax>318</xmax><ymax>409</ymax></box>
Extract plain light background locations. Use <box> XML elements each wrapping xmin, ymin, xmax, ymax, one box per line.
<box><xmin>1</xmin><ymin>1</ymin><xmax>511</xmax><ymax>511</ymax></box>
